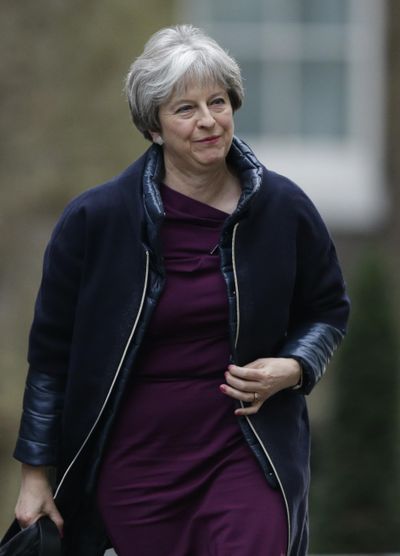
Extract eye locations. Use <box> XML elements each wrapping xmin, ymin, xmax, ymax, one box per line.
<box><xmin>212</xmin><ymin>97</ymin><xmax>226</xmax><ymax>105</ymax></box>
<box><xmin>175</xmin><ymin>104</ymin><xmax>193</xmax><ymax>114</ymax></box>
<box><xmin>210</xmin><ymin>97</ymin><xmax>228</xmax><ymax>110</ymax></box>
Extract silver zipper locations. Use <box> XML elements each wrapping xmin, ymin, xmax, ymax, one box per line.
<box><xmin>231</xmin><ymin>224</ymin><xmax>291</xmax><ymax>554</ymax></box>
<box><xmin>54</xmin><ymin>250</ymin><xmax>150</xmax><ymax>498</ymax></box>
<box><xmin>232</xmin><ymin>223</ymin><xmax>241</xmax><ymax>350</ymax></box>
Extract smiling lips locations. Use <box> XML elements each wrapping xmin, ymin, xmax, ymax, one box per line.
<box><xmin>196</xmin><ymin>135</ymin><xmax>220</xmax><ymax>144</ymax></box>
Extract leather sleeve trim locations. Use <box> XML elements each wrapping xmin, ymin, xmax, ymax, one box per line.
<box><xmin>13</xmin><ymin>369</ymin><xmax>65</xmax><ymax>466</ymax></box>
<box><xmin>278</xmin><ymin>322</ymin><xmax>344</xmax><ymax>395</ymax></box>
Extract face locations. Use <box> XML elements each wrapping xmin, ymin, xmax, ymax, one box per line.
<box><xmin>153</xmin><ymin>82</ymin><xmax>234</xmax><ymax>174</ymax></box>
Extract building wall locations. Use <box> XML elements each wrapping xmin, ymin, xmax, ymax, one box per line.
<box><xmin>0</xmin><ymin>1</ymin><xmax>174</xmax><ymax>534</ymax></box>
<box><xmin>387</xmin><ymin>1</ymin><xmax>400</xmax><ymax>253</ymax></box>
<box><xmin>178</xmin><ymin>0</ymin><xmax>388</xmax><ymax>234</ymax></box>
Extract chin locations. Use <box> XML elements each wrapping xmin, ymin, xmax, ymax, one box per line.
<box><xmin>197</xmin><ymin>155</ymin><xmax>226</xmax><ymax>167</ymax></box>
<box><xmin>197</xmin><ymin>148</ymin><xmax>228</xmax><ymax>166</ymax></box>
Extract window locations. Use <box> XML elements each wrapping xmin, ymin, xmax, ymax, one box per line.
<box><xmin>179</xmin><ymin>0</ymin><xmax>387</xmax><ymax>231</ymax></box>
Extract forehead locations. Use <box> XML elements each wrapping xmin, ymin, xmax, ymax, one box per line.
<box><xmin>167</xmin><ymin>78</ymin><xmax>227</xmax><ymax>103</ymax></box>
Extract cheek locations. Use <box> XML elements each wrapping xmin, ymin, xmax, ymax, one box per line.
<box><xmin>221</xmin><ymin>113</ymin><xmax>234</xmax><ymax>131</ymax></box>
<box><xmin>173</xmin><ymin>122</ymin><xmax>195</xmax><ymax>141</ymax></box>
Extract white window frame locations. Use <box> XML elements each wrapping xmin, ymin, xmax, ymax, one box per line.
<box><xmin>177</xmin><ymin>0</ymin><xmax>387</xmax><ymax>231</ymax></box>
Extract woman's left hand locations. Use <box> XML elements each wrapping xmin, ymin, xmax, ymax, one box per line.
<box><xmin>219</xmin><ymin>358</ymin><xmax>302</xmax><ymax>416</ymax></box>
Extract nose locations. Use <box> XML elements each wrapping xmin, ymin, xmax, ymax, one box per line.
<box><xmin>197</xmin><ymin>105</ymin><xmax>216</xmax><ymax>128</ymax></box>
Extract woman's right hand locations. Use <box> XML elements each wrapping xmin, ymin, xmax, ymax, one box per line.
<box><xmin>15</xmin><ymin>464</ymin><xmax>64</xmax><ymax>536</ymax></box>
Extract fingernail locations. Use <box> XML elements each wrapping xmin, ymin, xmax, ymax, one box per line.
<box><xmin>219</xmin><ymin>384</ymin><xmax>226</xmax><ymax>392</ymax></box>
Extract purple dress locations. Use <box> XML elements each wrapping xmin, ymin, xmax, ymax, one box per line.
<box><xmin>96</xmin><ymin>184</ymin><xmax>287</xmax><ymax>556</ymax></box>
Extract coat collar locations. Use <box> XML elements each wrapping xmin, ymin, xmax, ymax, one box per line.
<box><xmin>141</xmin><ymin>135</ymin><xmax>263</xmax><ymax>227</ymax></box>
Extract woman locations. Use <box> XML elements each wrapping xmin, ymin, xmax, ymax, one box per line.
<box><xmin>13</xmin><ymin>25</ymin><xmax>349</xmax><ymax>556</ymax></box>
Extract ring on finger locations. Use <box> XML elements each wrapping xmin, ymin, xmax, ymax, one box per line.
<box><xmin>253</xmin><ymin>392</ymin><xmax>260</xmax><ymax>403</ymax></box>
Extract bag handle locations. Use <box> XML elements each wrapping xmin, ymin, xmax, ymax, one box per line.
<box><xmin>0</xmin><ymin>517</ymin><xmax>61</xmax><ymax>556</ymax></box>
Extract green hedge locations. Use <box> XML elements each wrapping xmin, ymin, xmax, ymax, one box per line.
<box><xmin>311</xmin><ymin>251</ymin><xmax>400</xmax><ymax>552</ymax></box>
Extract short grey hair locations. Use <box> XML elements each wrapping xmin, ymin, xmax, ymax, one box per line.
<box><xmin>124</xmin><ymin>24</ymin><xmax>244</xmax><ymax>141</ymax></box>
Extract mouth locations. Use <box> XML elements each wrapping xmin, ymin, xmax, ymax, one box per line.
<box><xmin>196</xmin><ymin>135</ymin><xmax>221</xmax><ymax>144</ymax></box>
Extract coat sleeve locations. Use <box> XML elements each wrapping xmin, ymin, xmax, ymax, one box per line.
<box><xmin>14</xmin><ymin>203</ymin><xmax>85</xmax><ymax>465</ymax></box>
<box><xmin>277</xmin><ymin>190</ymin><xmax>350</xmax><ymax>395</ymax></box>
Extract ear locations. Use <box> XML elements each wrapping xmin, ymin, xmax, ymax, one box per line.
<box><xmin>149</xmin><ymin>131</ymin><xmax>164</xmax><ymax>145</ymax></box>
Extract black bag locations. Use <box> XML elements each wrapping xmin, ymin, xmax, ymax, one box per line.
<box><xmin>0</xmin><ymin>517</ymin><xmax>61</xmax><ymax>556</ymax></box>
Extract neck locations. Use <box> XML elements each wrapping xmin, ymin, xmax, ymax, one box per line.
<box><xmin>163</xmin><ymin>157</ymin><xmax>241</xmax><ymax>213</ymax></box>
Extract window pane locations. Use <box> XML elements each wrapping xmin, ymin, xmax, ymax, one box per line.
<box><xmin>263</xmin><ymin>0</ymin><xmax>301</xmax><ymax>22</ymax></box>
<box><xmin>263</xmin><ymin>62</ymin><xmax>301</xmax><ymax>136</ymax></box>
<box><xmin>236</xmin><ymin>60</ymin><xmax>348</xmax><ymax>138</ymax></box>
<box><xmin>301</xmin><ymin>61</ymin><xmax>348</xmax><ymax>137</ymax></box>
<box><xmin>236</xmin><ymin>61</ymin><xmax>309</xmax><ymax>137</ymax></box>
<box><xmin>234</xmin><ymin>61</ymin><xmax>263</xmax><ymax>135</ymax></box>
<box><xmin>301</xmin><ymin>0</ymin><xmax>348</xmax><ymax>23</ymax></box>
<box><xmin>210</xmin><ymin>0</ymin><xmax>348</xmax><ymax>23</ymax></box>
<box><xmin>210</xmin><ymin>0</ymin><xmax>264</xmax><ymax>22</ymax></box>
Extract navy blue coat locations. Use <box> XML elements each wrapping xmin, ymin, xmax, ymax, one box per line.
<box><xmin>14</xmin><ymin>137</ymin><xmax>350</xmax><ymax>555</ymax></box>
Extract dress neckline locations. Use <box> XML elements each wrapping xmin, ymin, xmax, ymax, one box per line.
<box><xmin>160</xmin><ymin>183</ymin><xmax>229</xmax><ymax>220</ymax></box>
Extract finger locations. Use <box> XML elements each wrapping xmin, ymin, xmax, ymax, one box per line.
<box><xmin>243</xmin><ymin>358</ymin><xmax>270</xmax><ymax>369</ymax></box>
<box><xmin>219</xmin><ymin>383</ymin><xmax>256</xmax><ymax>404</ymax></box>
<box><xmin>235</xmin><ymin>403</ymin><xmax>262</xmax><ymax>416</ymax></box>
<box><xmin>16</xmin><ymin>511</ymin><xmax>43</xmax><ymax>529</ymax></box>
<box><xmin>224</xmin><ymin>372</ymin><xmax>259</xmax><ymax>392</ymax></box>
<box><xmin>227</xmin><ymin>364</ymin><xmax>261</xmax><ymax>381</ymax></box>
<box><xmin>48</xmin><ymin>509</ymin><xmax>64</xmax><ymax>537</ymax></box>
